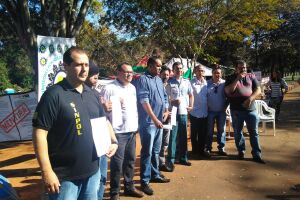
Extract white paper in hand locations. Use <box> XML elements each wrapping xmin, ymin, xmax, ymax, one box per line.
<box><xmin>171</xmin><ymin>106</ymin><xmax>177</xmax><ymax>126</ymax></box>
<box><xmin>90</xmin><ymin>117</ymin><xmax>111</xmax><ymax>157</ymax></box>
<box><xmin>163</xmin><ymin>124</ymin><xmax>173</xmax><ymax>130</ymax></box>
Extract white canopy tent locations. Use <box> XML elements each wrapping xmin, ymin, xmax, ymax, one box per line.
<box><xmin>165</xmin><ymin>58</ymin><xmax>212</xmax><ymax>76</ymax></box>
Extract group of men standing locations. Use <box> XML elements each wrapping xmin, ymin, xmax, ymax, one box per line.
<box><xmin>32</xmin><ymin>47</ymin><xmax>265</xmax><ymax>200</ymax></box>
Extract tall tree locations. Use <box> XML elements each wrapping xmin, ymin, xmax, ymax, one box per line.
<box><xmin>102</xmin><ymin>0</ymin><xmax>282</xmax><ymax>62</ymax></box>
<box><xmin>0</xmin><ymin>0</ymin><xmax>97</xmax><ymax>82</ymax></box>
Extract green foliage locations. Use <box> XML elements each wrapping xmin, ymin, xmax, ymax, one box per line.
<box><xmin>76</xmin><ymin>22</ymin><xmax>158</xmax><ymax>75</ymax></box>
<box><xmin>102</xmin><ymin>0</ymin><xmax>285</xmax><ymax>67</ymax></box>
<box><xmin>0</xmin><ymin>60</ymin><xmax>13</xmax><ymax>92</ymax></box>
<box><xmin>0</xmin><ymin>37</ymin><xmax>34</xmax><ymax>91</ymax></box>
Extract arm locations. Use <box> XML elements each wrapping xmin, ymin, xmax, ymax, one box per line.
<box><xmin>163</xmin><ymin>86</ymin><xmax>170</xmax><ymax>122</ymax></box>
<box><xmin>242</xmin><ymin>86</ymin><xmax>261</xmax><ymax>109</ymax></box>
<box><xmin>32</xmin><ymin>128</ymin><xmax>60</xmax><ymax>193</ymax></box>
<box><xmin>142</xmin><ymin>102</ymin><xmax>163</xmax><ymax>128</ymax></box>
<box><xmin>281</xmin><ymin>79</ymin><xmax>289</xmax><ymax>93</ymax></box>
<box><xmin>224</xmin><ymin>73</ymin><xmax>246</xmax><ymax>95</ymax></box>
<box><xmin>224</xmin><ymin>78</ymin><xmax>239</xmax><ymax>95</ymax></box>
<box><xmin>106</xmin><ymin>120</ymin><xmax>118</xmax><ymax>158</ymax></box>
<box><xmin>187</xmin><ymin>92</ymin><xmax>194</xmax><ymax>112</ymax></box>
<box><xmin>99</xmin><ymin>86</ymin><xmax>112</xmax><ymax>112</ymax></box>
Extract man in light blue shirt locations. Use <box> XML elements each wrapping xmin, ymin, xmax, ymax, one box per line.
<box><xmin>134</xmin><ymin>56</ymin><xmax>170</xmax><ymax>196</ymax></box>
<box><xmin>190</xmin><ymin>64</ymin><xmax>209</xmax><ymax>158</ymax></box>
<box><xmin>166</xmin><ymin>62</ymin><xmax>194</xmax><ymax>167</ymax></box>
<box><xmin>206</xmin><ymin>65</ymin><xmax>228</xmax><ymax>156</ymax></box>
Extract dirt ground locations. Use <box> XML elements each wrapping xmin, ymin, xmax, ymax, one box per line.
<box><xmin>1</xmin><ymin>85</ymin><xmax>300</xmax><ymax>200</ymax></box>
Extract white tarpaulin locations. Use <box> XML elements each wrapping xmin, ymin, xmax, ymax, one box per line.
<box><xmin>0</xmin><ymin>91</ymin><xmax>37</xmax><ymax>142</ymax></box>
<box><xmin>165</xmin><ymin>58</ymin><xmax>212</xmax><ymax>76</ymax></box>
<box><xmin>37</xmin><ymin>35</ymin><xmax>76</xmax><ymax>101</ymax></box>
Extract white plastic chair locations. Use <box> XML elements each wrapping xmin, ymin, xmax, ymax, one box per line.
<box><xmin>255</xmin><ymin>100</ymin><xmax>276</xmax><ymax>136</ymax></box>
<box><xmin>225</xmin><ymin>106</ymin><xmax>232</xmax><ymax>138</ymax></box>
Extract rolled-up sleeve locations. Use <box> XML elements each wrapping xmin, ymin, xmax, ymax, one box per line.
<box><xmin>136</xmin><ymin>77</ymin><xmax>150</xmax><ymax>104</ymax></box>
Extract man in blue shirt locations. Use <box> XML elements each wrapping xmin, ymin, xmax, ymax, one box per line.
<box><xmin>190</xmin><ymin>64</ymin><xmax>209</xmax><ymax>158</ymax></box>
<box><xmin>166</xmin><ymin>62</ymin><xmax>194</xmax><ymax>167</ymax></box>
<box><xmin>206</xmin><ymin>65</ymin><xmax>228</xmax><ymax>156</ymax></box>
<box><xmin>135</xmin><ymin>56</ymin><xmax>170</xmax><ymax>196</ymax></box>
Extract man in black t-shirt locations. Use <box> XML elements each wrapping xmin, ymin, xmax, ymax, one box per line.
<box><xmin>225</xmin><ymin>60</ymin><xmax>264</xmax><ymax>164</ymax></box>
<box><xmin>32</xmin><ymin>47</ymin><xmax>116</xmax><ymax>200</ymax></box>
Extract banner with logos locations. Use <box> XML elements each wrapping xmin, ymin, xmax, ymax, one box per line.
<box><xmin>37</xmin><ymin>35</ymin><xmax>76</xmax><ymax>101</ymax></box>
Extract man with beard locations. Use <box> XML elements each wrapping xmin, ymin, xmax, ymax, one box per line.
<box><xmin>225</xmin><ymin>60</ymin><xmax>265</xmax><ymax>164</ymax></box>
<box><xmin>134</xmin><ymin>56</ymin><xmax>170</xmax><ymax>196</ymax></box>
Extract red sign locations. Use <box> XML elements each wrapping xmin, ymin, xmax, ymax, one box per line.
<box><xmin>0</xmin><ymin>103</ymin><xmax>30</xmax><ymax>133</ymax></box>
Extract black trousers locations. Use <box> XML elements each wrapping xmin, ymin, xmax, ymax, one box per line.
<box><xmin>189</xmin><ymin>115</ymin><xmax>208</xmax><ymax>154</ymax></box>
<box><xmin>110</xmin><ymin>132</ymin><xmax>136</xmax><ymax>195</ymax></box>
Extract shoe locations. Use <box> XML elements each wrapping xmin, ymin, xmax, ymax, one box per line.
<box><xmin>201</xmin><ymin>150</ymin><xmax>211</xmax><ymax>158</ymax></box>
<box><xmin>141</xmin><ymin>183</ymin><xmax>154</xmax><ymax>195</ymax></box>
<box><xmin>179</xmin><ymin>160</ymin><xmax>192</xmax><ymax>166</ymax></box>
<box><xmin>238</xmin><ymin>152</ymin><xmax>245</xmax><ymax>160</ymax></box>
<box><xmin>150</xmin><ymin>176</ymin><xmax>170</xmax><ymax>183</ymax></box>
<box><xmin>159</xmin><ymin>164</ymin><xmax>173</xmax><ymax>172</ymax></box>
<box><xmin>218</xmin><ymin>150</ymin><xmax>228</xmax><ymax>156</ymax></box>
<box><xmin>110</xmin><ymin>194</ymin><xmax>120</xmax><ymax>200</ymax></box>
<box><xmin>168</xmin><ymin>162</ymin><xmax>175</xmax><ymax>172</ymax></box>
<box><xmin>253</xmin><ymin>157</ymin><xmax>266</xmax><ymax>164</ymax></box>
<box><xmin>124</xmin><ymin>188</ymin><xmax>144</xmax><ymax>198</ymax></box>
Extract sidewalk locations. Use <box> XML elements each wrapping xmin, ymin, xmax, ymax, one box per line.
<box><xmin>1</xmin><ymin>86</ymin><xmax>300</xmax><ymax>200</ymax></box>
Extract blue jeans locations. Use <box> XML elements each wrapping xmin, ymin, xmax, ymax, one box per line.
<box><xmin>159</xmin><ymin>128</ymin><xmax>170</xmax><ymax>166</ymax></box>
<box><xmin>167</xmin><ymin>115</ymin><xmax>188</xmax><ymax>163</ymax></box>
<box><xmin>231</xmin><ymin>109</ymin><xmax>262</xmax><ymax>158</ymax></box>
<box><xmin>98</xmin><ymin>155</ymin><xmax>107</xmax><ymax>200</ymax></box>
<box><xmin>110</xmin><ymin>132</ymin><xmax>136</xmax><ymax>195</ymax></box>
<box><xmin>139</xmin><ymin>125</ymin><xmax>163</xmax><ymax>184</ymax></box>
<box><xmin>48</xmin><ymin>170</ymin><xmax>100</xmax><ymax>200</ymax></box>
<box><xmin>207</xmin><ymin>111</ymin><xmax>226</xmax><ymax>151</ymax></box>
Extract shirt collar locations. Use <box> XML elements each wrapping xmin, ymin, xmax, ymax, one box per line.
<box><xmin>145</xmin><ymin>71</ymin><xmax>157</xmax><ymax>78</ymax></box>
<box><xmin>60</xmin><ymin>78</ymin><xmax>90</xmax><ymax>93</ymax></box>
<box><xmin>194</xmin><ymin>77</ymin><xmax>206</xmax><ymax>85</ymax></box>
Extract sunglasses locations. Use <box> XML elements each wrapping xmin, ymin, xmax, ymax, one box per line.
<box><xmin>214</xmin><ymin>86</ymin><xmax>218</xmax><ymax>93</ymax></box>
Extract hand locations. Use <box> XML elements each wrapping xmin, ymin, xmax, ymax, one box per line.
<box><xmin>171</xmin><ymin>99</ymin><xmax>181</xmax><ymax>107</ymax></box>
<box><xmin>237</xmin><ymin>71</ymin><xmax>247</xmax><ymax>80</ymax></box>
<box><xmin>154</xmin><ymin>118</ymin><xmax>164</xmax><ymax>129</ymax></box>
<box><xmin>42</xmin><ymin>170</ymin><xmax>60</xmax><ymax>193</ymax></box>
<box><xmin>163</xmin><ymin>110</ymin><xmax>169</xmax><ymax>122</ymax></box>
<box><xmin>106</xmin><ymin>143</ymin><xmax>118</xmax><ymax>158</ymax></box>
<box><xmin>186</xmin><ymin>106</ymin><xmax>193</xmax><ymax>113</ymax></box>
<box><xmin>103</xmin><ymin>101</ymin><xmax>112</xmax><ymax>112</ymax></box>
<box><xmin>242</xmin><ymin>97</ymin><xmax>253</xmax><ymax>109</ymax></box>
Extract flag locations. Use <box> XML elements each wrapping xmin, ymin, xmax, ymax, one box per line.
<box><xmin>133</xmin><ymin>55</ymin><xmax>149</xmax><ymax>73</ymax></box>
<box><xmin>183</xmin><ymin>67</ymin><xmax>193</xmax><ymax>79</ymax></box>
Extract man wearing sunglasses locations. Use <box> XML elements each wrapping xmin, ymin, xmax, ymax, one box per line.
<box><xmin>206</xmin><ymin>65</ymin><xmax>228</xmax><ymax>157</ymax></box>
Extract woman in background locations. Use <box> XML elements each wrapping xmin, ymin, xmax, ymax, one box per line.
<box><xmin>267</xmin><ymin>71</ymin><xmax>288</xmax><ymax>121</ymax></box>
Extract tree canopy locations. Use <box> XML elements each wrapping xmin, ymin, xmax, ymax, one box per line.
<box><xmin>0</xmin><ymin>0</ymin><xmax>98</xmax><ymax>79</ymax></box>
<box><xmin>1</xmin><ymin>0</ymin><xmax>300</xmax><ymax>91</ymax></box>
